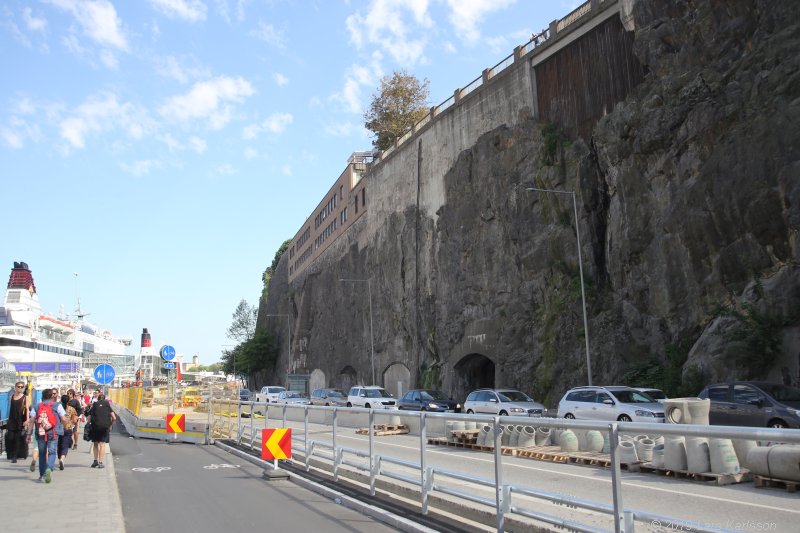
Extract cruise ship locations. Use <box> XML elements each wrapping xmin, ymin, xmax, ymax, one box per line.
<box><xmin>0</xmin><ymin>261</ymin><xmax>133</xmax><ymax>387</ymax></box>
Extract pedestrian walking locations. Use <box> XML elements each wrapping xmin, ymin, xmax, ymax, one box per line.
<box><xmin>4</xmin><ymin>381</ymin><xmax>29</xmax><ymax>463</ymax></box>
<box><xmin>66</xmin><ymin>389</ymin><xmax>83</xmax><ymax>449</ymax></box>
<box><xmin>57</xmin><ymin>394</ymin><xmax>77</xmax><ymax>470</ymax></box>
<box><xmin>87</xmin><ymin>393</ymin><xmax>115</xmax><ymax>468</ymax></box>
<box><xmin>33</xmin><ymin>388</ymin><xmax>68</xmax><ymax>483</ymax></box>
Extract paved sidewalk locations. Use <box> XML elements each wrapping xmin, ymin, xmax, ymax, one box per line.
<box><xmin>1</xmin><ymin>438</ymin><xmax>125</xmax><ymax>532</ymax></box>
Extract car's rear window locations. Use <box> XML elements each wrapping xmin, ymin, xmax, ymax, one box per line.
<box><xmin>758</xmin><ymin>383</ymin><xmax>800</xmax><ymax>402</ymax></box>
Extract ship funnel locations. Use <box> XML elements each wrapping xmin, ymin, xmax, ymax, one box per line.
<box><xmin>141</xmin><ymin>327</ymin><xmax>152</xmax><ymax>348</ymax></box>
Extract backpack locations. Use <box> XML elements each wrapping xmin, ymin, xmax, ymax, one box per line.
<box><xmin>91</xmin><ymin>401</ymin><xmax>112</xmax><ymax>430</ymax></box>
<box><xmin>36</xmin><ymin>402</ymin><xmax>58</xmax><ymax>441</ymax></box>
<box><xmin>64</xmin><ymin>405</ymin><xmax>77</xmax><ymax>431</ymax></box>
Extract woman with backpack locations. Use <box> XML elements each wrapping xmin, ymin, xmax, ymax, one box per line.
<box><xmin>32</xmin><ymin>388</ymin><xmax>67</xmax><ymax>483</ymax></box>
<box><xmin>86</xmin><ymin>393</ymin><xmax>115</xmax><ymax>468</ymax></box>
<box><xmin>57</xmin><ymin>394</ymin><xmax>78</xmax><ymax>470</ymax></box>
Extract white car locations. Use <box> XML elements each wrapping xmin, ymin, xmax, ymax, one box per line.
<box><xmin>255</xmin><ymin>385</ymin><xmax>286</xmax><ymax>403</ymax></box>
<box><xmin>275</xmin><ymin>390</ymin><xmax>309</xmax><ymax>405</ymax></box>
<box><xmin>346</xmin><ymin>386</ymin><xmax>397</xmax><ymax>409</ymax></box>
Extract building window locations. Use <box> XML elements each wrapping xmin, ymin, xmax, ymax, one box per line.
<box><xmin>340</xmin><ymin>185</ymin><xmax>343</xmax><ymax>200</ymax></box>
<box><xmin>362</xmin><ymin>188</ymin><xmax>366</xmax><ymax>207</ymax></box>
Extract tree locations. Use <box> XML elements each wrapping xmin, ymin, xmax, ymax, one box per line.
<box><xmin>226</xmin><ymin>299</ymin><xmax>257</xmax><ymax>343</ymax></box>
<box><xmin>364</xmin><ymin>70</ymin><xmax>430</xmax><ymax>151</ymax></box>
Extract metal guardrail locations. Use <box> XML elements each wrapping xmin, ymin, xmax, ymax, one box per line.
<box><xmin>210</xmin><ymin>399</ymin><xmax>800</xmax><ymax>533</ymax></box>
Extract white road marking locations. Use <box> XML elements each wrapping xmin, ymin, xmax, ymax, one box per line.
<box><xmin>132</xmin><ymin>467</ymin><xmax>171</xmax><ymax>472</ymax></box>
<box><xmin>203</xmin><ymin>463</ymin><xmax>241</xmax><ymax>469</ymax></box>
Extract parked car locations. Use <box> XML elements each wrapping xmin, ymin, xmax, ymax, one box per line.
<box><xmin>310</xmin><ymin>388</ymin><xmax>347</xmax><ymax>406</ymax></box>
<box><xmin>557</xmin><ymin>386</ymin><xmax>665</xmax><ymax>422</ymax></box>
<box><xmin>275</xmin><ymin>390</ymin><xmax>309</xmax><ymax>405</ymax></box>
<box><xmin>634</xmin><ymin>387</ymin><xmax>668</xmax><ymax>403</ymax></box>
<box><xmin>463</xmin><ymin>388</ymin><xmax>545</xmax><ymax>417</ymax></box>
<box><xmin>698</xmin><ymin>381</ymin><xmax>800</xmax><ymax>429</ymax></box>
<box><xmin>255</xmin><ymin>386</ymin><xmax>286</xmax><ymax>403</ymax></box>
<box><xmin>398</xmin><ymin>389</ymin><xmax>461</xmax><ymax>412</ymax></box>
<box><xmin>238</xmin><ymin>388</ymin><xmax>251</xmax><ymax>402</ymax></box>
<box><xmin>346</xmin><ymin>386</ymin><xmax>397</xmax><ymax>409</ymax></box>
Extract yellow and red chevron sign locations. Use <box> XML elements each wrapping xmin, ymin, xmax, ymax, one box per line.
<box><xmin>166</xmin><ymin>413</ymin><xmax>185</xmax><ymax>433</ymax></box>
<box><xmin>261</xmin><ymin>428</ymin><xmax>291</xmax><ymax>460</ymax></box>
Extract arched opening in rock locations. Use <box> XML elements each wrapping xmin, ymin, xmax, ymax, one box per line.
<box><xmin>339</xmin><ymin>365</ymin><xmax>358</xmax><ymax>391</ymax></box>
<box><xmin>453</xmin><ymin>353</ymin><xmax>495</xmax><ymax>402</ymax></box>
<box><xmin>383</xmin><ymin>362</ymin><xmax>411</xmax><ymax>398</ymax></box>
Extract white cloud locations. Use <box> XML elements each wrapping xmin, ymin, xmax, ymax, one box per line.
<box><xmin>281</xmin><ymin>164</ymin><xmax>291</xmax><ymax>176</ymax></box>
<box><xmin>345</xmin><ymin>0</ymin><xmax>431</xmax><ymax>65</ymax></box>
<box><xmin>324</xmin><ymin>121</ymin><xmax>356</xmax><ymax>137</ymax></box>
<box><xmin>155</xmin><ymin>55</ymin><xmax>211</xmax><ymax>84</ymax></box>
<box><xmin>47</xmin><ymin>0</ymin><xmax>129</xmax><ymax>51</ymax></box>
<box><xmin>273</xmin><ymin>72</ymin><xmax>289</xmax><ymax>87</ymax></box>
<box><xmin>242</xmin><ymin>112</ymin><xmax>292</xmax><ymax>139</ymax></box>
<box><xmin>188</xmin><ymin>136</ymin><xmax>207</xmax><ymax>154</ymax></box>
<box><xmin>1</xmin><ymin>117</ymin><xmax>43</xmax><ymax>149</ymax></box>
<box><xmin>445</xmin><ymin>0</ymin><xmax>516</xmax><ymax>44</ymax></box>
<box><xmin>99</xmin><ymin>49</ymin><xmax>119</xmax><ymax>69</ymax></box>
<box><xmin>443</xmin><ymin>41</ymin><xmax>456</xmax><ymax>54</ymax></box>
<box><xmin>120</xmin><ymin>159</ymin><xmax>160</xmax><ymax>177</ymax></box>
<box><xmin>251</xmin><ymin>21</ymin><xmax>285</xmax><ymax>48</ymax></box>
<box><xmin>243</xmin><ymin>146</ymin><xmax>257</xmax><ymax>159</ymax></box>
<box><xmin>58</xmin><ymin>92</ymin><xmax>152</xmax><ymax>150</ymax></box>
<box><xmin>159</xmin><ymin>76</ymin><xmax>255</xmax><ymax>129</ymax></box>
<box><xmin>214</xmin><ymin>163</ymin><xmax>236</xmax><ymax>176</ymax></box>
<box><xmin>330</xmin><ymin>58</ymin><xmax>382</xmax><ymax>114</ymax></box>
<box><xmin>147</xmin><ymin>0</ymin><xmax>207</xmax><ymax>23</ymax></box>
<box><xmin>22</xmin><ymin>7</ymin><xmax>48</xmax><ymax>31</ymax></box>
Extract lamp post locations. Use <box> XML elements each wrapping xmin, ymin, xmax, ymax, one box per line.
<box><xmin>339</xmin><ymin>278</ymin><xmax>375</xmax><ymax>386</ymax></box>
<box><xmin>527</xmin><ymin>187</ymin><xmax>593</xmax><ymax>386</ymax></box>
<box><xmin>265</xmin><ymin>314</ymin><xmax>291</xmax><ymax>387</ymax></box>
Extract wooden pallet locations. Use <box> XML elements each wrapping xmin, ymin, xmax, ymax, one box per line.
<box><xmin>753</xmin><ymin>474</ymin><xmax>798</xmax><ymax>493</ymax></box>
<box><xmin>633</xmin><ymin>464</ymin><xmax>752</xmax><ymax>485</ymax></box>
<box><xmin>356</xmin><ymin>424</ymin><xmax>409</xmax><ymax>436</ymax></box>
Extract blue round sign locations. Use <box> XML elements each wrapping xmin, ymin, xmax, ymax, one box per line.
<box><xmin>94</xmin><ymin>364</ymin><xmax>115</xmax><ymax>385</ymax></box>
<box><xmin>160</xmin><ymin>344</ymin><xmax>176</xmax><ymax>361</ymax></box>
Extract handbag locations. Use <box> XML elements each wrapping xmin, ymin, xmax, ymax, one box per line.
<box><xmin>83</xmin><ymin>423</ymin><xmax>93</xmax><ymax>442</ymax></box>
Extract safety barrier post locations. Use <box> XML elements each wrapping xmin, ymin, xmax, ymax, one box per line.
<box><xmin>207</xmin><ymin>397</ymin><xmax>212</xmax><ymax>442</ymax></box>
<box><xmin>304</xmin><ymin>406</ymin><xmax>310</xmax><ymax>471</ymax></box>
<box><xmin>236</xmin><ymin>400</ymin><xmax>243</xmax><ymax>444</ymax></box>
<box><xmin>493</xmin><ymin>416</ymin><xmax>505</xmax><ymax>533</ymax></box>
<box><xmin>249</xmin><ymin>401</ymin><xmax>255</xmax><ymax>449</ymax></box>
<box><xmin>333</xmin><ymin>408</ymin><xmax>339</xmax><ymax>481</ymax></box>
<box><xmin>420</xmin><ymin>412</ymin><xmax>429</xmax><ymax>514</ymax></box>
<box><xmin>369</xmin><ymin>409</ymin><xmax>376</xmax><ymax>496</ymax></box>
<box><xmin>609</xmin><ymin>423</ymin><xmax>626</xmax><ymax>533</ymax></box>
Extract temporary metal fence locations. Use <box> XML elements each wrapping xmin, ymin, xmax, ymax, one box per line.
<box><xmin>209</xmin><ymin>399</ymin><xmax>800</xmax><ymax>533</ymax></box>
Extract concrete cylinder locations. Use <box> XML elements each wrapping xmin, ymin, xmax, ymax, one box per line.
<box><xmin>585</xmin><ymin>430</ymin><xmax>604</xmax><ymax>452</ymax></box>
<box><xmin>559</xmin><ymin>429</ymin><xmax>579</xmax><ymax>452</ymax></box>
<box><xmin>464</xmin><ymin>421</ymin><xmax>478</xmax><ymax>430</ymax></box>
<box><xmin>501</xmin><ymin>425</ymin><xmax>513</xmax><ymax>446</ymax></box>
<box><xmin>477</xmin><ymin>425</ymin><xmax>492</xmax><ymax>447</ymax></box>
<box><xmin>445</xmin><ymin>421</ymin><xmax>457</xmax><ymax>442</ymax></box>
<box><xmin>709</xmin><ymin>438</ymin><xmax>740</xmax><ymax>475</ymax></box>
<box><xmin>573</xmin><ymin>429</ymin><xmax>588</xmax><ymax>451</ymax></box>
<box><xmin>746</xmin><ymin>445</ymin><xmax>800</xmax><ymax>482</ymax></box>
<box><xmin>636</xmin><ymin>438</ymin><xmax>656</xmax><ymax>462</ymax></box>
<box><xmin>664</xmin><ymin>436</ymin><xmax>688</xmax><ymax>471</ymax></box>
<box><xmin>535</xmin><ymin>427</ymin><xmax>551</xmax><ymax>446</ymax></box>
<box><xmin>518</xmin><ymin>426</ymin><xmax>536</xmax><ymax>448</ymax></box>
<box><xmin>651</xmin><ymin>444</ymin><xmax>665</xmax><ymax>468</ymax></box>
<box><xmin>509</xmin><ymin>425</ymin><xmax>522</xmax><ymax>447</ymax></box>
<box><xmin>618</xmin><ymin>440</ymin><xmax>639</xmax><ymax>464</ymax></box>
<box><xmin>732</xmin><ymin>439</ymin><xmax>757</xmax><ymax>469</ymax></box>
<box><xmin>686</xmin><ymin>437</ymin><xmax>711</xmax><ymax>473</ymax></box>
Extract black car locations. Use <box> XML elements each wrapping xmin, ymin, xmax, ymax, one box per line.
<box><xmin>238</xmin><ymin>388</ymin><xmax>252</xmax><ymax>402</ymax></box>
<box><xmin>698</xmin><ymin>381</ymin><xmax>800</xmax><ymax>428</ymax></box>
<box><xmin>398</xmin><ymin>389</ymin><xmax>461</xmax><ymax>412</ymax></box>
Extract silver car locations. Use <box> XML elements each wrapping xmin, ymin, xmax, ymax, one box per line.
<box><xmin>557</xmin><ymin>386</ymin><xmax>665</xmax><ymax>423</ymax></box>
<box><xmin>463</xmin><ymin>388</ymin><xmax>545</xmax><ymax>417</ymax></box>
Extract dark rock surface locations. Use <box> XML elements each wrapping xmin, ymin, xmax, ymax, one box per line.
<box><xmin>261</xmin><ymin>0</ymin><xmax>800</xmax><ymax>405</ymax></box>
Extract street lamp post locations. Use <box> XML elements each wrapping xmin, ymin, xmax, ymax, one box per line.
<box><xmin>527</xmin><ymin>187</ymin><xmax>593</xmax><ymax>386</ymax></box>
<box><xmin>339</xmin><ymin>279</ymin><xmax>375</xmax><ymax>386</ymax></box>
<box><xmin>265</xmin><ymin>314</ymin><xmax>291</xmax><ymax>387</ymax></box>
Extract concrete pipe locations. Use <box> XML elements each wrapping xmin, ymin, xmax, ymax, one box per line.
<box><xmin>664</xmin><ymin>436</ymin><xmax>688</xmax><ymax>471</ymax></box>
<box><xmin>636</xmin><ymin>438</ymin><xmax>656</xmax><ymax>462</ymax></box>
<box><xmin>585</xmin><ymin>430</ymin><xmax>604</xmax><ymax>452</ymax></box>
<box><xmin>445</xmin><ymin>421</ymin><xmax>457</xmax><ymax>442</ymax></box>
<box><xmin>664</xmin><ymin>398</ymin><xmax>710</xmax><ymax>425</ymax></box>
<box><xmin>651</xmin><ymin>444</ymin><xmax>665</xmax><ymax>468</ymax></box>
<box><xmin>618</xmin><ymin>440</ymin><xmax>639</xmax><ymax>464</ymax></box>
<box><xmin>746</xmin><ymin>445</ymin><xmax>800</xmax><ymax>482</ymax></box>
<box><xmin>501</xmin><ymin>425</ymin><xmax>513</xmax><ymax>446</ymax></box>
<box><xmin>732</xmin><ymin>439</ymin><xmax>757</xmax><ymax>469</ymax></box>
<box><xmin>518</xmin><ymin>426</ymin><xmax>537</xmax><ymax>448</ymax></box>
<box><xmin>709</xmin><ymin>438</ymin><xmax>741</xmax><ymax>475</ymax></box>
<box><xmin>509</xmin><ymin>425</ymin><xmax>522</xmax><ymax>447</ymax></box>
<box><xmin>464</xmin><ymin>421</ymin><xmax>478</xmax><ymax>430</ymax></box>
<box><xmin>686</xmin><ymin>437</ymin><xmax>711</xmax><ymax>474</ymax></box>
<box><xmin>559</xmin><ymin>429</ymin><xmax>579</xmax><ymax>452</ymax></box>
<box><xmin>535</xmin><ymin>427</ymin><xmax>551</xmax><ymax>446</ymax></box>
<box><xmin>477</xmin><ymin>425</ymin><xmax>492</xmax><ymax>447</ymax></box>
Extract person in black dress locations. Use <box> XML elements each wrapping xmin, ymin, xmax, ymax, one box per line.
<box><xmin>6</xmin><ymin>381</ymin><xmax>29</xmax><ymax>463</ymax></box>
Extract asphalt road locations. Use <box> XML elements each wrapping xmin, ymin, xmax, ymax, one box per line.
<box><xmin>111</xmin><ymin>425</ymin><xmax>401</xmax><ymax>533</ymax></box>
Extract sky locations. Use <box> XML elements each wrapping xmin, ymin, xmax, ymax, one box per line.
<box><xmin>1</xmin><ymin>0</ymin><xmax>575</xmax><ymax>365</ymax></box>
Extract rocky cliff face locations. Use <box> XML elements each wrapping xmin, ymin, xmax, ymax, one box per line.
<box><xmin>262</xmin><ymin>0</ymin><xmax>799</xmax><ymax>405</ymax></box>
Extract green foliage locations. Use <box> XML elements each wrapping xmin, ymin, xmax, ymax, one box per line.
<box><xmin>540</xmin><ymin>123</ymin><xmax>559</xmax><ymax>166</ymax></box>
<box><xmin>194</xmin><ymin>362</ymin><xmax>222</xmax><ymax>372</ymax></box>
<box><xmin>226</xmin><ymin>299</ymin><xmax>257</xmax><ymax>343</ymax></box>
<box><xmin>365</xmin><ymin>70</ymin><xmax>430</xmax><ymax>151</ymax></box>
<box><xmin>271</xmin><ymin>239</ymin><xmax>292</xmax><ymax>272</ymax></box>
<box><xmin>721</xmin><ymin>301</ymin><xmax>790</xmax><ymax>378</ymax></box>
<box><xmin>262</xmin><ymin>239</ymin><xmax>291</xmax><ymax>302</ymax></box>
<box><xmin>220</xmin><ymin>329</ymin><xmax>278</xmax><ymax>379</ymax></box>
<box><xmin>621</xmin><ymin>341</ymin><xmax>699</xmax><ymax>397</ymax></box>
<box><xmin>420</xmin><ymin>364</ymin><xmax>441</xmax><ymax>390</ymax></box>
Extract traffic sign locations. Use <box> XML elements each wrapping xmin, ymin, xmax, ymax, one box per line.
<box><xmin>166</xmin><ymin>413</ymin><xmax>185</xmax><ymax>433</ymax></box>
<box><xmin>160</xmin><ymin>345</ymin><xmax>176</xmax><ymax>361</ymax></box>
<box><xmin>93</xmin><ymin>364</ymin><xmax>115</xmax><ymax>385</ymax></box>
<box><xmin>164</xmin><ymin>362</ymin><xmax>175</xmax><ymax>369</ymax></box>
<box><xmin>261</xmin><ymin>428</ymin><xmax>291</xmax><ymax>460</ymax></box>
